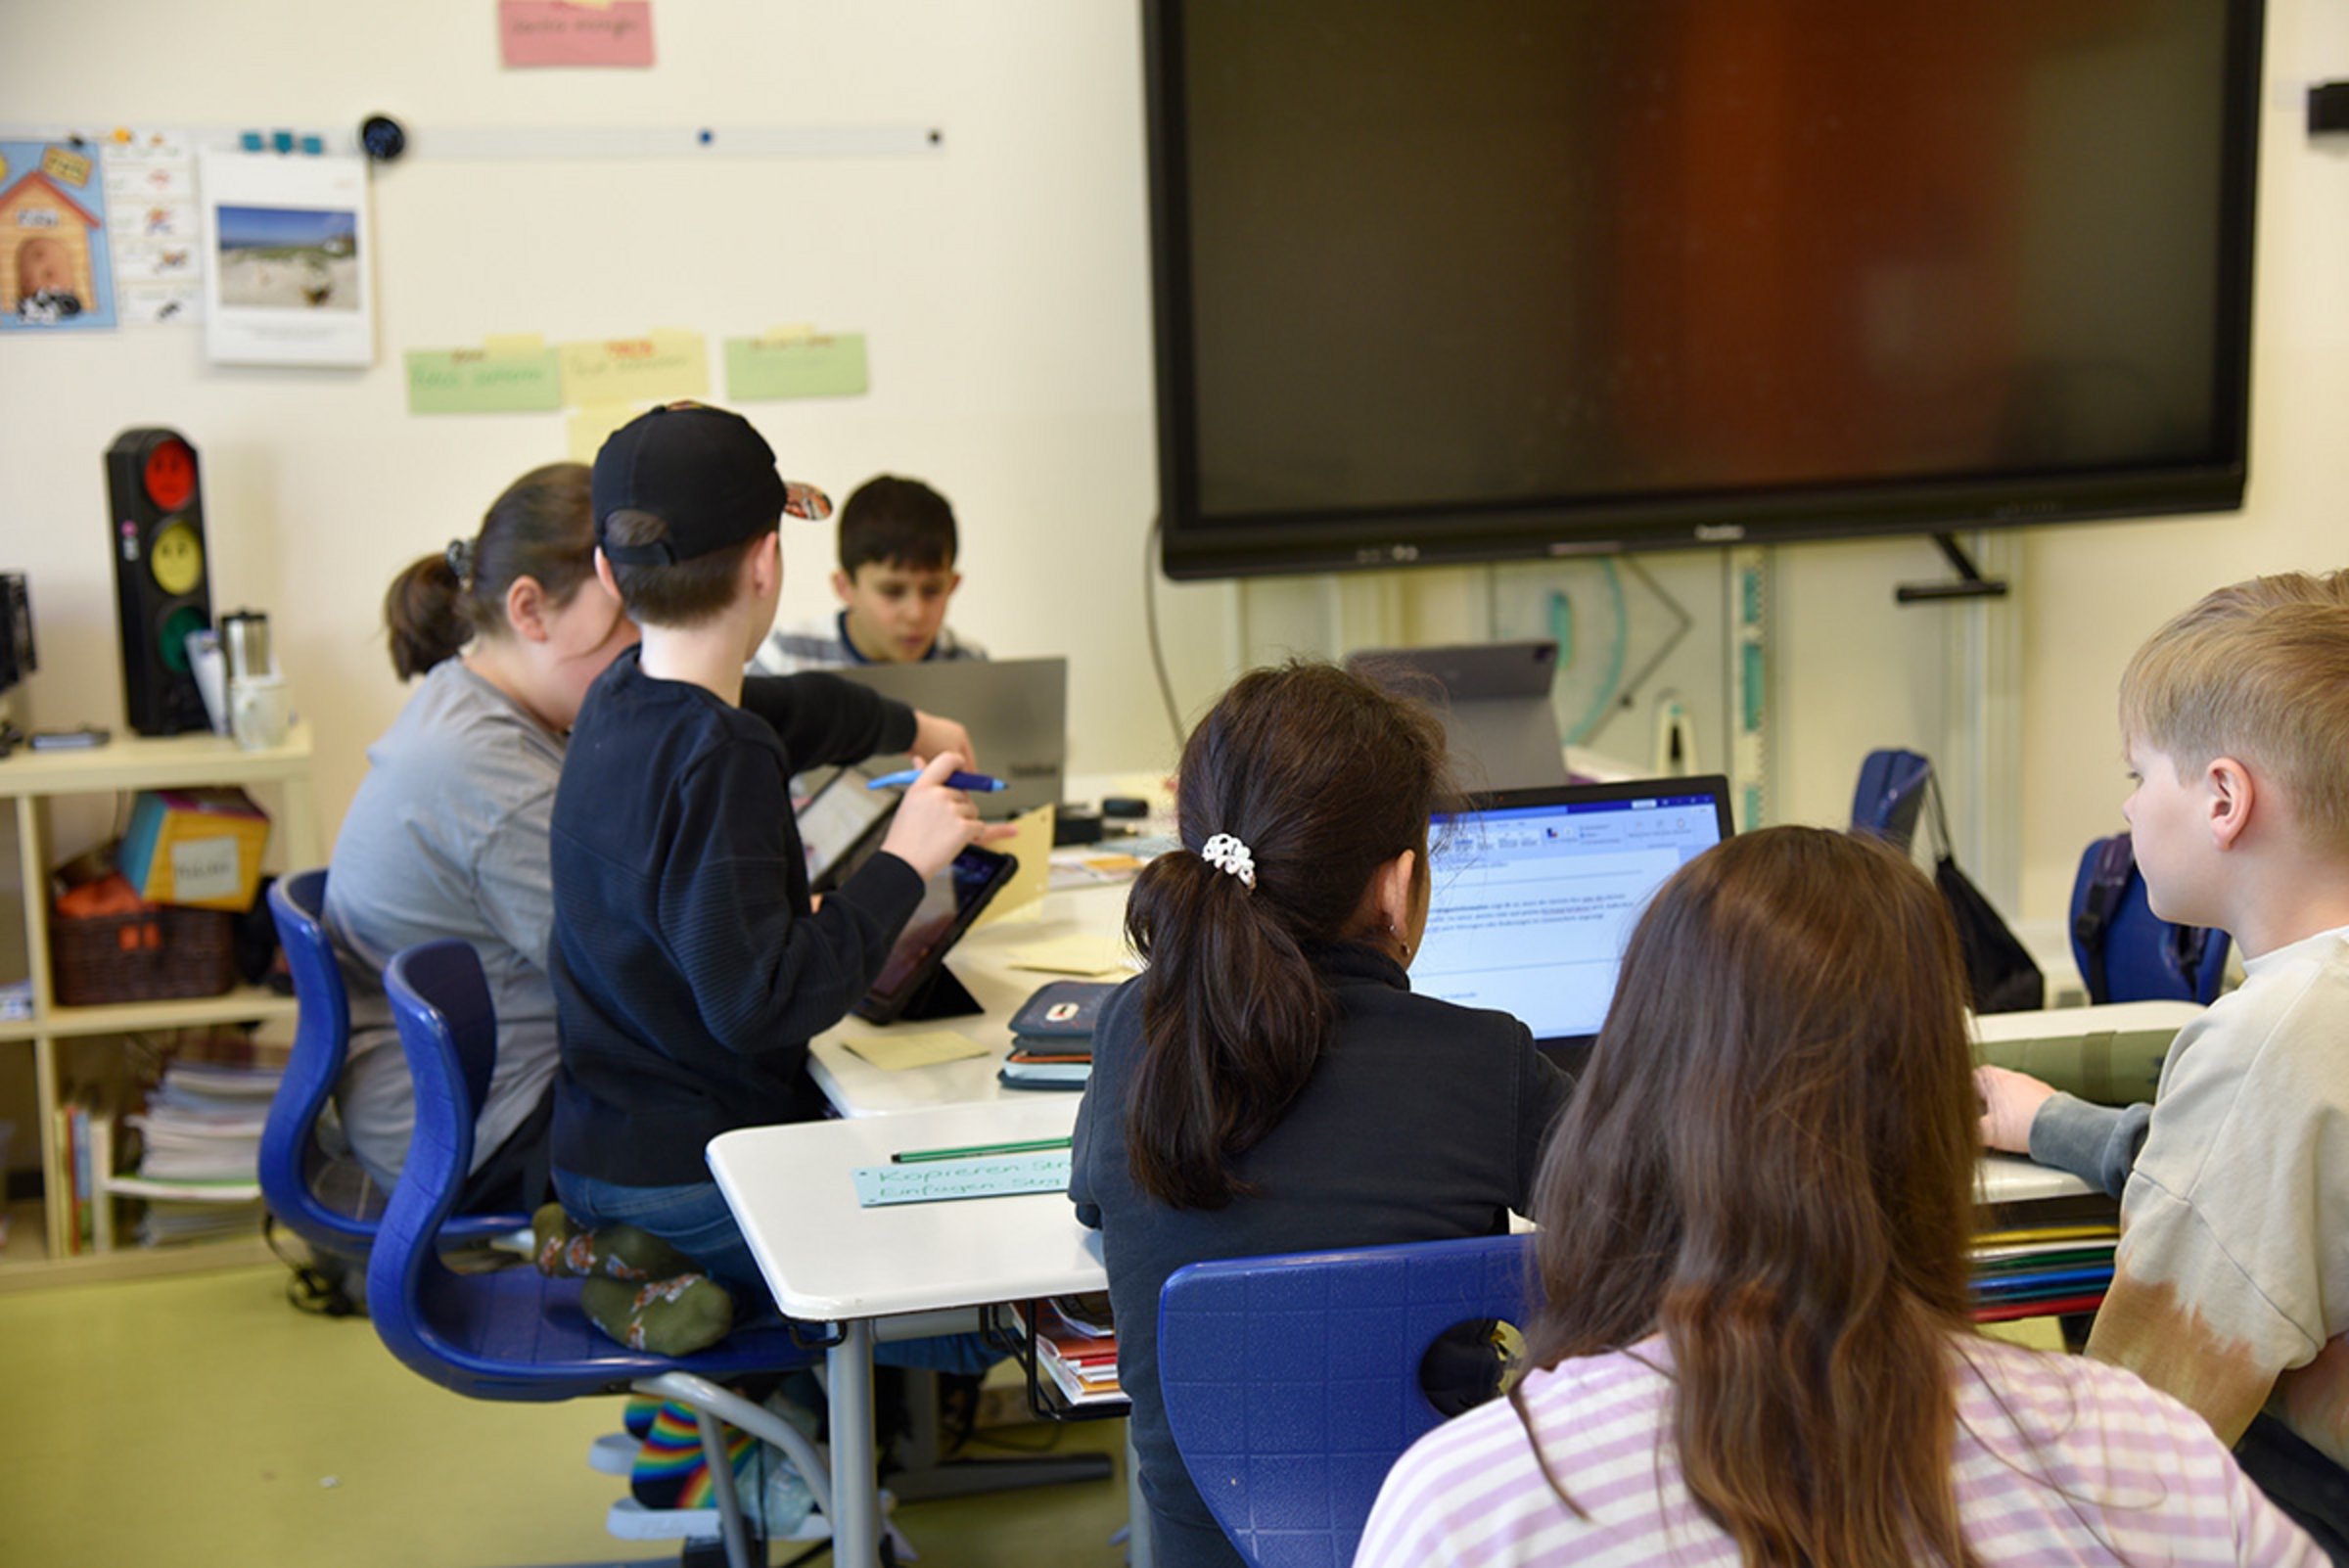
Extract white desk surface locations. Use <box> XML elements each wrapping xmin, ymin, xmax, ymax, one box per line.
<box><xmin>808</xmin><ymin>878</ymin><xmax>1134</xmax><ymax>1116</ymax></box>
<box><xmin>709</xmin><ymin>1097</ymin><xmax>1099</xmax><ymax>1322</ymax></box>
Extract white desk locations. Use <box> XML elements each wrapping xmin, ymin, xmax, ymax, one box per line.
<box><xmin>709</xmin><ymin>1099</ymin><xmax>1101</xmax><ymax>1568</ymax></box>
<box><xmin>808</xmin><ymin>879</ymin><xmax>1133</xmax><ymax>1116</ymax></box>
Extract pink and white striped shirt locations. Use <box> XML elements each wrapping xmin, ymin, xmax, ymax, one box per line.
<box><xmin>1356</xmin><ymin>1333</ymin><xmax>2319</xmax><ymax>1567</ymax></box>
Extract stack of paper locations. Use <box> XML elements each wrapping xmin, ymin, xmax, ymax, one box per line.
<box><xmin>118</xmin><ymin>1060</ymin><xmax>275</xmax><ymax>1245</ymax></box>
<box><xmin>1970</xmin><ymin>1222</ymin><xmax>2118</xmax><ymax>1322</ymax></box>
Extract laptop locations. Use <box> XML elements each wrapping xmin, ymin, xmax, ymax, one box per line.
<box><xmin>1344</xmin><ymin>640</ymin><xmax>1568</xmax><ymax>792</ymax></box>
<box><xmin>832</xmin><ymin>657</ymin><xmax>1069</xmax><ymax>819</ymax></box>
<box><xmin>1412</xmin><ymin>775</ymin><xmax>1735</xmax><ymax>1070</ymax></box>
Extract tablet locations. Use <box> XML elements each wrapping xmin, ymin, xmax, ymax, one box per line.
<box><xmin>799</xmin><ymin>764</ymin><xmax>897</xmax><ymax>892</ymax></box>
<box><xmin>854</xmin><ymin>845</ymin><xmax>1020</xmax><ymax>1024</ymax></box>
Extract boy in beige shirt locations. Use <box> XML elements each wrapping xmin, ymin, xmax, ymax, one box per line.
<box><xmin>1980</xmin><ymin>572</ymin><xmax>2349</xmax><ymax>1548</ymax></box>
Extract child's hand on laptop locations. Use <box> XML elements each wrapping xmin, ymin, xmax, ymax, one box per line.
<box><xmin>879</xmin><ymin>752</ymin><xmax>1014</xmax><ymax>877</ymax></box>
<box><xmin>909</xmin><ymin>711</ymin><xmax>980</xmax><ymax>770</ymax></box>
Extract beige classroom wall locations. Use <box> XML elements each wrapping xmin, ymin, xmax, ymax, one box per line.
<box><xmin>0</xmin><ymin>0</ymin><xmax>2342</xmax><ymax>939</ymax></box>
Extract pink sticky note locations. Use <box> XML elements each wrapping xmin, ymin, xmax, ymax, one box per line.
<box><xmin>500</xmin><ymin>1</ymin><xmax>656</xmax><ymax>69</ymax></box>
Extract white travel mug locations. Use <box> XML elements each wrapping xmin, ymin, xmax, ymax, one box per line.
<box><xmin>229</xmin><ymin>673</ymin><xmax>291</xmax><ymax>751</ymax></box>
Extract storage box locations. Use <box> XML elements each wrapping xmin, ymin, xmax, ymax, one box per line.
<box><xmin>117</xmin><ymin>789</ymin><xmax>271</xmax><ymax>911</ymax></box>
<box><xmin>50</xmin><ymin>902</ymin><xmax>236</xmax><ymax>1005</ymax></box>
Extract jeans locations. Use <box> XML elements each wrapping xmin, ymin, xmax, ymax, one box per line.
<box><xmin>552</xmin><ymin>1169</ymin><xmax>1002</xmax><ymax>1375</ymax></box>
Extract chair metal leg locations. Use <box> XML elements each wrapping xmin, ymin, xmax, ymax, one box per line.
<box><xmin>693</xmin><ymin>1407</ymin><xmax>756</xmax><ymax>1568</ymax></box>
<box><xmin>1127</xmin><ymin>1426</ymin><xmax>1155</xmax><ymax>1568</ymax></box>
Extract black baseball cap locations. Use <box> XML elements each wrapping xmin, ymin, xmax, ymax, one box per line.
<box><xmin>591</xmin><ymin>402</ymin><xmax>833</xmax><ymax>566</ymax></box>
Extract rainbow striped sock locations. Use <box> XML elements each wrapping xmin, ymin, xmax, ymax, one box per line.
<box><xmin>629</xmin><ymin>1402</ymin><xmax>759</xmax><ymax>1512</ymax></box>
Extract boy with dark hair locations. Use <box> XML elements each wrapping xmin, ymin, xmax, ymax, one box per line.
<box><xmin>548</xmin><ymin>404</ymin><xmax>997</xmax><ymax>1283</ymax></box>
<box><xmin>752</xmin><ymin>473</ymin><xmax>987</xmax><ymax>672</ymax></box>
<box><xmin>1980</xmin><ymin>571</ymin><xmax>2349</xmax><ymax>1549</ymax></box>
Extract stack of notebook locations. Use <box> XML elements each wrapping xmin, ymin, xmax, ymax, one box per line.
<box><xmin>1969</xmin><ymin>1222</ymin><xmax>2119</xmax><ymax>1322</ymax></box>
<box><xmin>998</xmin><ymin>980</ymin><xmax>1117</xmax><ymax>1091</ymax></box>
<box><xmin>1021</xmin><ymin>1294</ymin><xmax>1124</xmax><ymax>1408</ymax></box>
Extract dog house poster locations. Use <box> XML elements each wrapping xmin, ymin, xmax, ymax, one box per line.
<box><xmin>200</xmin><ymin>149</ymin><xmax>375</xmax><ymax>368</ymax></box>
<box><xmin>0</xmin><ymin>141</ymin><xmax>119</xmax><ymax>332</ymax></box>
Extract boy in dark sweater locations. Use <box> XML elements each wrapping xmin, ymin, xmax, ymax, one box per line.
<box><xmin>548</xmin><ymin>402</ymin><xmax>998</xmax><ymax>1287</ymax></box>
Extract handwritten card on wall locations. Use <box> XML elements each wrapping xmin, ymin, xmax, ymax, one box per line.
<box><xmin>725</xmin><ymin>330</ymin><xmax>869</xmax><ymax>401</ymax></box>
<box><xmin>500</xmin><ymin>1</ymin><xmax>656</xmax><ymax>69</ymax></box>
<box><xmin>406</xmin><ymin>341</ymin><xmax>563</xmax><ymax>413</ymax></box>
<box><xmin>559</xmin><ymin>330</ymin><xmax>708</xmax><ymax>405</ymax></box>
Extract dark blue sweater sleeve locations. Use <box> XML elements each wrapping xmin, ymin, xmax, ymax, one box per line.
<box><xmin>658</xmin><ymin>740</ymin><xmax>925</xmax><ymax>1053</ymax></box>
<box><xmin>741</xmin><ymin>672</ymin><xmax>917</xmax><ymax>766</ymax></box>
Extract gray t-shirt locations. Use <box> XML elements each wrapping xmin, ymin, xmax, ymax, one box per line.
<box><xmin>325</xmin><ymin>660</ymin><xmax>567</xmax><ymax>1186</ymax></box>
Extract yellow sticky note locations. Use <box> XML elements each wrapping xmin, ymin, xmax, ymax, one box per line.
<box><xmin>843</xmin><ymin>1032</ymin><xmax>991</xmax><ymax>1073</ymax></box>
<box><xmin>973</xmin><ymin>804</ymin><xmax>1055</xmax><ymax>932</ymax></box>
<box><xmin>1004</xmin><ymin>934</ymin><xmax>1133</xmax><ymax>978</ymax></box>
<box><xmin>568</xmin><ymin>400</ymin><xmax>649</xmax><ymax>463</ymax></box>
<box><xmin>559</xmin><ymin>329</ymin><xmax>710</xmax><ymax>406</ymax></box>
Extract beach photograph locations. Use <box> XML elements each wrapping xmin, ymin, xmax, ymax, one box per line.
<box><xmin>214</xmin><ymin>204</ymin><xmax>358</xmax><ymax>310</ymax></box>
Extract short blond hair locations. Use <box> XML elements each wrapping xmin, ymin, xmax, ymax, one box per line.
<box><xmin>2119</xmin><ymin>571</ymin><xmax>2349</xmax><ymax>853</ymax></box>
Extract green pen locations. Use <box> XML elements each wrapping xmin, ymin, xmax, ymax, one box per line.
<box><xmin>890</xmin><ymin>1135</ymin><xmax>1074</xmax><ymax>1166</ymax></box>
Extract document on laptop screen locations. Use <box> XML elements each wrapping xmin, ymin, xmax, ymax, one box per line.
<box><xmin>1415</xmin><ymin>793</ymin><xmax>1727</xmax><ymax>1043</ymax></box>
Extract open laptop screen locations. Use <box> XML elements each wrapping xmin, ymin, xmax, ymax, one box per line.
<box><xmin>1413</xmin><ymin>777</ymin><xmax>1734</xmax><ymax>1056</ymax></box>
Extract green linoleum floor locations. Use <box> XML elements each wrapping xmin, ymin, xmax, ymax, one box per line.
<box><xmin>0</xmin><ymin>1263</ymin><xmax>1129</xmax><ymax>1568</ymax></box>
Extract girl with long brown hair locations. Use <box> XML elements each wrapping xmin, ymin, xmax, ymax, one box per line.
<box><xmin>1358</xmin><ymin>825</ymin><xmax>2317</xmax><ymax>1568</ymax></box>
<box><xmin>1068</xmin><ymin>662</ymin><xmax>1572</xmax><ymax>1568</ymax></box>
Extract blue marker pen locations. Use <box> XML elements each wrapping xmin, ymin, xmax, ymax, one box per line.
<box><xmin>865</xmin><ymin>768</ymin><xmax>1008</xmax><ymax>793</ymax></box>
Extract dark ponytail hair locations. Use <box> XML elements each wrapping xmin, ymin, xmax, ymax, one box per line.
<box><xmin>383</xmin><ymin>462</ymin><xmax>597</xmax><ymax>679</ymax></box>
<box><xmin>1123</xmin><ymin>662</ymin><xmax>1450</xmax><ymax>1210</ymax></box>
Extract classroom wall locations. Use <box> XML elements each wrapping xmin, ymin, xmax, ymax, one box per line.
<box><xmin>2</xmin><ymin>0</ymin><xmax>2344</xmax><ymax>943</ymax></box>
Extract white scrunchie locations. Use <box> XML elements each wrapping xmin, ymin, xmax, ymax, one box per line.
<box><xmin>1199</xmin><ymin>833</ymin><xmax>1256</xmax><ymax>890</ymax></box>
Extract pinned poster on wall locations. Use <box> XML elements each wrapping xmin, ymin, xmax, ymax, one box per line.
<box><xmin>199</xmin><ymin>150</ymin><xmax>375</xmax><ymax>368</ymax></box>
<box><xmin>499</xmin><ymin>1</ymin><xmax>656</xmax><ymax>69</ymax></box>
<box><xmin>105</xmin><ymin>130</ymin><xmax>203</xmax><ymax>327</ymax></box>
<box><xmin>0</xmin><ymin>140</ymin><xmax>117</xmax><ymax>332</ymax></box>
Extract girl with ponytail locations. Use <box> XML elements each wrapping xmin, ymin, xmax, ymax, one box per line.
<box><xmin>327</xmin><ymin>462</ymin><xmax>638</xmax><ymax>1205</ymax></box>
<box><xmin>1069</xmin><ymin>662</ymin><xmax>1571</xmax><ymax>1568</ymax></box>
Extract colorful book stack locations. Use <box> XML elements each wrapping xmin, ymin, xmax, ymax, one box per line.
<box><xmin>1970</xmin><ymin>1222</ymin><xmax>2119</xmax><ymax>1322</ymax></box>
<box><xmin>1022</xmin><ymin>1294</ymin><xmax>1124</xmax><ymax>1409</ymax></box>
<box><xmin>998</xmin><ymin>979</ymin><xmax>1118</xmax><ymax>1091</ymax></box>
<box><xmin>118</xmin><ymin>1059</ymin><xmax>276</xmax><ymax>1246</ymax></box>
<box><xmin>48</xmin><ymin>1089</ymin><xmax>118</xmax><ymax>1256</ymax></box>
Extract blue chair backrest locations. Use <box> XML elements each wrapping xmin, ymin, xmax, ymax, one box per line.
<box><xmin>1851</xmin><ymin>748</ymin><xmax>1934</xmax><ymax>852</ymax></box>
<box><xmin>2070</xmin><ymin>833</ymin><xmax>2230</xmax><ymax>1005</ymax></box>
<box><xmin>259</xmin><ymin>869</ymin><xmax>377</xmax><ymax>1253</ymax></box>
<box><xmin>1159</xmin><ymin>1234</ymin><xmax>1537</xmax><ymax>1568</ymax></box>
<box><xmin>370</xmin><ymin>939</ymin><xmax>503</xmax><ymax>1394</ymax></box>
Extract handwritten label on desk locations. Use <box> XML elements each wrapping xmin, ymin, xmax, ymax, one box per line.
<box><xmin>852</xmin><ymin>1150</ymin><xmax>1072</xmax><ymax>1208</ymax></box>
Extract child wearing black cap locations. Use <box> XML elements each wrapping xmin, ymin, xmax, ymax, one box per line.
<box><xmin>546</xmin><ymin>401</ymin><xmax>1003</xmax><ymax>1294</ymax></box>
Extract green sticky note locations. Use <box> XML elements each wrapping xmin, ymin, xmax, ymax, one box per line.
<box><xmin>405</xmin><ymin>348</ymin><xmax>564</xmax><ymax>414</ymax></box>
<box><xmin>725</xmin><ymin>333</ymin><xmax>870</xmax><ymax>400</ymax></box>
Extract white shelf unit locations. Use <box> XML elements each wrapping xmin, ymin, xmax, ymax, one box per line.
<box><xmin>0</xmin><ymin>723</ymin><xmax>318</xmax><ymax>1286</ymax></box>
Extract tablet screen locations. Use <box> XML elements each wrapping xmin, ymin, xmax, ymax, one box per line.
<box><xmin>855</xmin><ymin>846</ymin><xmax>1018</xmax><ymax>1023</ymax></box>
<box><xmin>799</xmin><ymin>766</ymin><xmax>895</xmax><ymax>890</ymax></box>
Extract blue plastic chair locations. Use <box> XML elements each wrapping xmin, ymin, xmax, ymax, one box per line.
<box><xmin>371</xmin><ymin>939</ymin><xmax>831</xmax><ymax>1568</ymax></box>
<box><xmin>258</xmin><ymin>870</ymin><xmax>523</xmax><ymax>1258</ymax></box>
<box><xmin>1158</xmin><ymin>1234</ymin><xmax>1537</xmax><ymax>1568</ymax></box>
<box><xmin>1850</xmin><ymin>747</ymin><xmax>1935</xmax><ymax>851</ymax></box>
<box><xmin>2068</xmin><ymin>833</ymin><xmax>2231</xmax><ymax>1005</ymax></box>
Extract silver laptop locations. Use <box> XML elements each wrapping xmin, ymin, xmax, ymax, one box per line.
<box><xmin>832</xmin><ymin>657</ymin><xmax>1068</xmax><ymax>818</ymax></box>
<box><xmin>1412</xmin><ymin>775</ymin><xmax>1734</xmax><ymax>1069</ymax></box>
<box><xmin>1344</xmin><ymin>640</ymin><xmax>1568</xmax><ymax>792</ymax></box>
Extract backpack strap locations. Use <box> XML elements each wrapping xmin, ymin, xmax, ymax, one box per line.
<box><xmin>2071</xmin><ymin>832</ymin><xmax>2138</xmax><ymax>1004</ymax></box>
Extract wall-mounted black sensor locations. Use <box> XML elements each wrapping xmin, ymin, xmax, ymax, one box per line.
<box><xmin>2311</xmin><ymin>82</ymin><xmax>2349</xmax><ymax>136</ymax></box>
<box><xmin>360</xmin><ymin>115</ymin><xmax>407</xmax><ymax>162</ymax></box>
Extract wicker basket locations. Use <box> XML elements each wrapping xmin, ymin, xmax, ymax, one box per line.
<box><xmin>50</xmin><ymin>905</ymin><xmax>237</xmax><ymax>1006</ymax></box>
